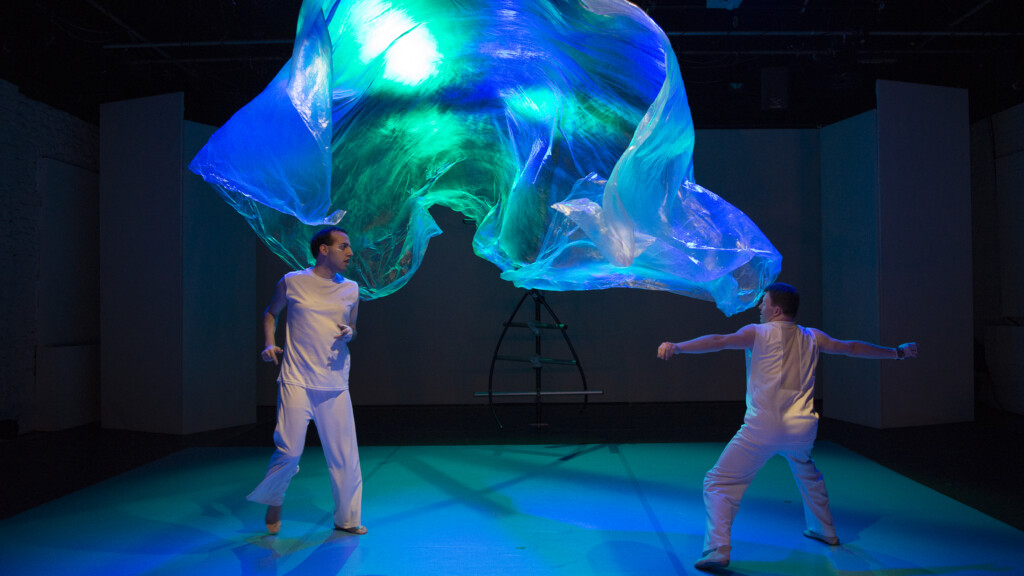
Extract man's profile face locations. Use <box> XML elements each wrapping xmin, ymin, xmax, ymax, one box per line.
<box><xmin>758</xmin><ymin>293</ymin><xmax>778</xmax><ymax>324</ymax></box>
<box><xmin>322</xmin><ymin>231</ymin><xmax>353</xmax><ymax>272</ymax></box>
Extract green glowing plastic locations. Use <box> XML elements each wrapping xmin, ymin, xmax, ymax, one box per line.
<box><xmin>190</xmin><ymin>0</ymin><xmax>781</xmax><ymax>315</ymax></box>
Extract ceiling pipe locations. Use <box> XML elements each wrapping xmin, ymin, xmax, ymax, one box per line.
<box><xmin>106</xmin><ymin>40</ymin><xmax>293</xmax><ymax>49</ymax></box>
<box><xmin>105</xmin><ymin>30</ymin><xmax>1020</xmax><ymax>51</ymax></box>
<box><xmin>667</xmin><ymin>30</ymin><xmax>1019</xmax><ymax>37</ymax></box>
<box><xmin>673</xmin><ymin>48</ymin><xmax>1011</xmax><ymax>56</ymax></box>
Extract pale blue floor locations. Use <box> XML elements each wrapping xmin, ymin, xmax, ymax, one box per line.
<box><xmin>2</xmin><ymin>442</ymin><xmax>1021</xmax><ymax>575</ymax></box>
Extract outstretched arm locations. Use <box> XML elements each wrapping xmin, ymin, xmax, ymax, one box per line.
<box><xmin>658</xmin><ymin>325</ymin><xmax>756</xmax><ymax>360</ymax></box>
<box><xmin>810</xmin><ymin>328</ymin><xmax>918</xmax><ymax>360</ymax></box>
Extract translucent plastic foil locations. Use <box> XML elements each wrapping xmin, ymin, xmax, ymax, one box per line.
<box><xmin>189</xmin><ymin>0</ymin><xmax>781</xmax><ymax>315</ymax></box>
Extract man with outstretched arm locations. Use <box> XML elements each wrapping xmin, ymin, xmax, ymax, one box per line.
<box><xmin>249</xmin><ymin>226</ymin><xmax>367</xmax><ymax>536</ymax></box>
<box><xmin>657</xmin><ymin>282</ymin><xmax>917</xmax><ymax>570</ymax></box>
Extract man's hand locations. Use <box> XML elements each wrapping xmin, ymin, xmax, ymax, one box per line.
<box><xmin>657</xmin><ymin>342</ymin><xmax>678</xmax><ymax>360</ymax></box>
<box><xmin>897</xmin><ymin>342</ymin><xmax>919</xmax><ymax>359</ymax></box>
<box><xmin>261</xmin><ymin>345</ymin><xmax>283</xmax><ymax>365</ymax></box>
<box><xmin>335</xmin><ymin>324</ymin><xmax>354</xmax><ymax>343</ymax></box>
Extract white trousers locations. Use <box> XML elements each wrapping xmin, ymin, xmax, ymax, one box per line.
<box><xmin>247</xmin><ymin>383</ymin><xmax>363</xmax><ymax>530</ymax></box>
<box><xmin>702</xmin><ymin>426</ymin><xmax>835</xmax><ymax>551</ymax></box>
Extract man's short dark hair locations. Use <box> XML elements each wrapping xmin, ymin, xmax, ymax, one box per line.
<box><xmin>309</xmin><ymin>226</ymin><xmax>348</xmax><ymax>259</ymax></box>
<box><xmin>765</xmin><ymin>282</ymin><xmax>799</xmax><ymax>317</ymax></box>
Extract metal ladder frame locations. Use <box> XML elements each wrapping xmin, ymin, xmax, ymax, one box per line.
<box><xmin>475</xmin><ymin>289</ymin><xmax>600</xmax><ymax>427</ymax></box>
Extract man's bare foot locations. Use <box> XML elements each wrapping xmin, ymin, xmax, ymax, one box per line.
<box><xmin>265</xmin><ymin>505</ymin><xmax>282</xmax><ymax>535</ymax></box>
<box><xmin>335</xmin><ymin>525</ymin><xmax>368</xmax><ymax>535</ymax></box>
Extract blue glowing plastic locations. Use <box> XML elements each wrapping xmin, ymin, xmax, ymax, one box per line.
<box><xmin>189</xmin><ymin>0</ymin><xmax>781</xmax><ymax>315</ymax></box>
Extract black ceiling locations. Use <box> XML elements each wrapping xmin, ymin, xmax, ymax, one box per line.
<box><xmin>3</xmin><ymin>0</ymin><xmax>1022</xmax><ymax>129</ymax></box>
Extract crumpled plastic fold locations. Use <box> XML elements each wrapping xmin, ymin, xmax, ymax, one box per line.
<box><xmin>189</xmin><ymin>0</ymin><xmax>781</xmax><ymax>315</ymax></box>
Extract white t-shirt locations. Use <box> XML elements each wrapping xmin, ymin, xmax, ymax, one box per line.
<box><xmin>278</xmin><ymin>268</ymin><xmax>359</xmax><ymax>390</ymax></box>
<box><xmin>742</xmin><ymin>321</ymin><xmax>819</xmax><ymax>443</ymax></box>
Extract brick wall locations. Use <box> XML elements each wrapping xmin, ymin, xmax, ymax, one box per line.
<box><xmin>0</xmin><ymin>79</ymin><xmax>99</xmax><ymax>427</ymax></box>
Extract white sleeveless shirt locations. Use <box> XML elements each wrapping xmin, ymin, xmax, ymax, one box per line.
<box><xmin>742</xmin><ymin>321</ymin><xmax>819</xmax><ymax>443</ymax></box>
<box><xmin>278</xmin><ymin>269</ymin><xmax>359</xmax><ymax>390</ymax></box>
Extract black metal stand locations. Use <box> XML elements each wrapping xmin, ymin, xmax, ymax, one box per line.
<box><xmin>475</xmin><ymin>289</ymin><xmax>600</xmax><ymax>428</ymax></box>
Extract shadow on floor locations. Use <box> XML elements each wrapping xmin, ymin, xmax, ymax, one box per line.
<box><xmin>2</xmin><ymin>401</ymin><xmax>1022</xmax><ymax>531</ymax></box>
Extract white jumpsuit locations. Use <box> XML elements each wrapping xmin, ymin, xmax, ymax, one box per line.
<box><xmin>702</xmin><ymin>321</ymin><xmax>836</xmax><ymax>551</ymax></box>
<box><xmin>247</xmin><ymin>269</ymin><xmax>363</xmax><ymax>530</ymax></box>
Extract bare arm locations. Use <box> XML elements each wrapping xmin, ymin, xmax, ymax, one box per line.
<box><xmin>658</xmin><ymin>325</ymin><xmax>756</xmax><ymax>360</ymax></box>
<box><xmin>261</xmin><ymin>279</ymin><xmax>287</xmax><ymax>364</ymax></box>
<box><xmin>810</xmin><ymin>328</ymin><xmax>918</xmax><ymax>360</ymax></box>
<box><xmin>334</xmin><ymin>290</ymin><xmax>360</xmax><ymax>343</ymax></box>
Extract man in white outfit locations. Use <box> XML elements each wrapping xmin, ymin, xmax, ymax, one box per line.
<box><xmin>657</xmin><ymin>282</ymin><xmax>917</xmax><ymax>570</ymax></box>
<box><xmin>250</xmin><ymin>226</ymin><xmax>367</xmax><ymax>536</ymax></box>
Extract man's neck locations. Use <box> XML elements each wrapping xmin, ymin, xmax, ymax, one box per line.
<box><xmin>311</xmin><ymin>262</ymin><xmax>337</xmax><ymax>279</ymax></box>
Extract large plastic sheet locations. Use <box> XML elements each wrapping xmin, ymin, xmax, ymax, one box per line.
<box><xmin>189</xmin><ymin>0</ymin><xmax>781</xmax><ymax>315</ymax></box>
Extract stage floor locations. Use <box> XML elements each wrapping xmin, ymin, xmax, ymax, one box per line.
<box><xmin>2</xmin><ymin>441</ymin><xmax>1021</xmax><ymax>575</ymax></box>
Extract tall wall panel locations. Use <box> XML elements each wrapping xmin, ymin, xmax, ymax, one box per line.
<box><xmin>820</xmin><ymin>80</ymin><xmax>973</xmax><ymax>428</ymax></box>
<box><xmin>100</xmin><ymin>94</ymin><xmax>256</xmax><ymax>434</ymax></box>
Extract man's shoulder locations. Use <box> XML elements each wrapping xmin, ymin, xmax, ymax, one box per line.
<box><xmin>278</xmin><ymin>268</ymin><xmax>311</xmax><ymax>287</ymax></box>
<box><xmin>730</xmin><ymin>324</ymin><xmax>759</xmax><ymax>346</ymax></box>
<box><xmin>283</xmin><ymin>268</ymin><xmax>312</xmax><ymax>279</ymax></box>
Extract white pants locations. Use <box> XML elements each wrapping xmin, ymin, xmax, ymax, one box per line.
<box><xmin>247</xmin><ymin>383</ymin><xmax>363</xmax><ymax>530</ymax></box>
<box><xmin>702</xmin><ymin>426</ymin><xmax>835</xmax><ymax>551</ymax></box>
